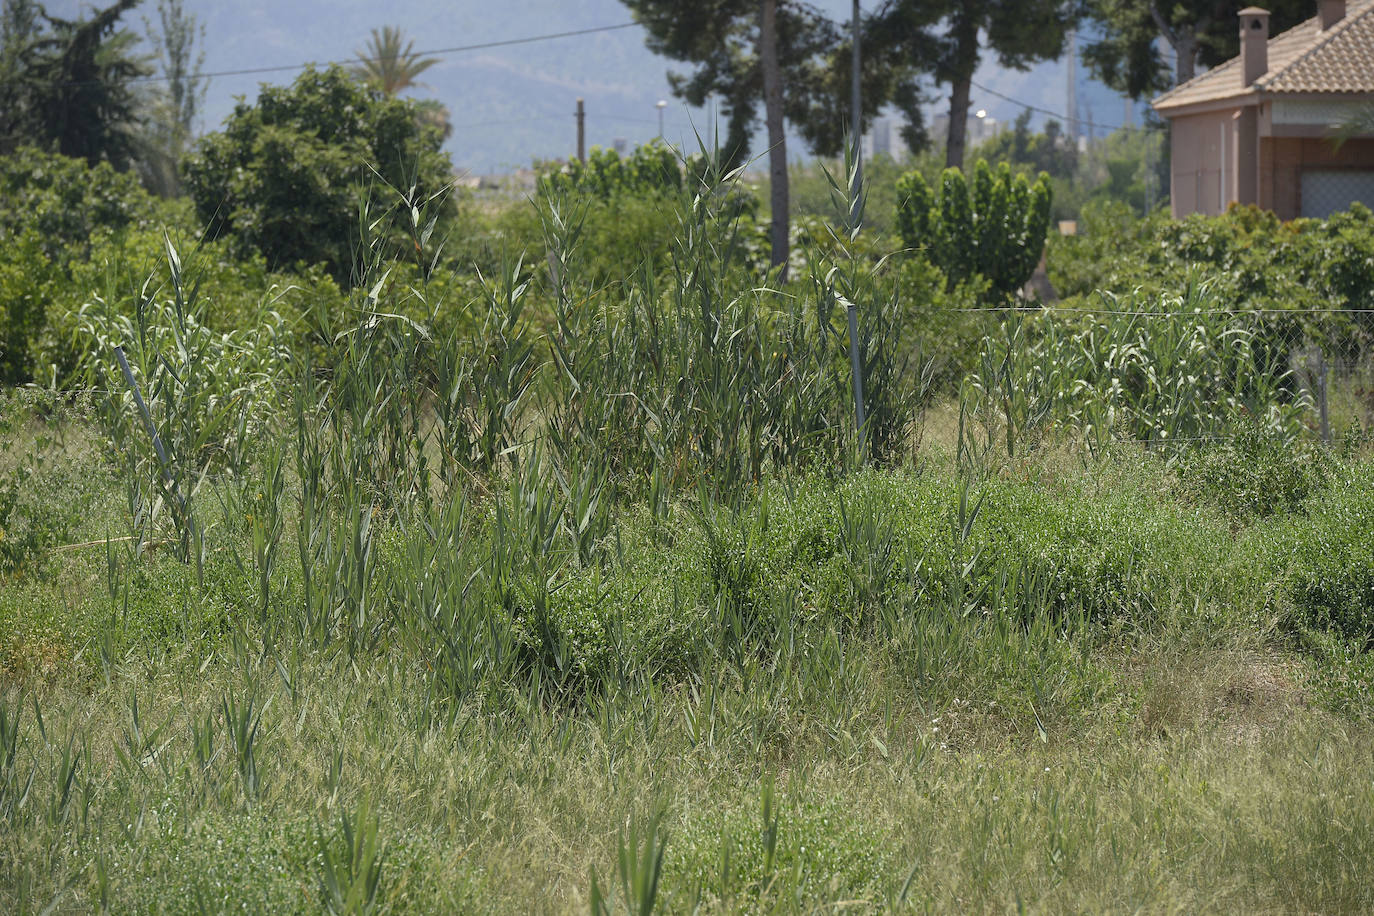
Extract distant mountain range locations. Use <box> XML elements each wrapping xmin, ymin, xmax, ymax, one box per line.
<box><xmin>51</xmin><ymin>0</ymin><xmax>1148</xmax><ymax>173</ymax></box>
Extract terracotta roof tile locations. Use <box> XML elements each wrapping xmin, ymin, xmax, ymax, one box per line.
<box><xmin>1154</xmin><ymin>1</ymin><xmax>1374</xmax><ymax>111</ymax></box>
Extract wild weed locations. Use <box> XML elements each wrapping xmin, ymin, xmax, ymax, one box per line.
<box><xmin>317</xmin><ymin>794</ymin><xmax>387</xmax><ymax>916</ymax></box>
<box><xmin>76</xmin><ymin>236</ymin><xmax>288</xmax><ymax>565</ymax></box>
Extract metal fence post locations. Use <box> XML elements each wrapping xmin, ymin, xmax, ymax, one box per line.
<box><xmin>1317</xmin><ymin>349</ymin><xmax>1331</xmax><ymax>445</ymax></box>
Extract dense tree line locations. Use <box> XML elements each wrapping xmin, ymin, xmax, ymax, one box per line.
<box><xmin>621</xmin><ymin>0</ymin><xmax>1319</xmax><ymax>273</ymax></box>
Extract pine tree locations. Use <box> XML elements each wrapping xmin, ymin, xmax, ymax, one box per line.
<box><xmin>620</xmin><ymin>0</ymin><xmax>839</xmax><ymax>277</ymax></box>
<box><xmin>867</xmin><ymin>0</ymin><xmax>1074</xmax><ymax>170</ymax></box>
<box><xmin>24</xmin><ymin>0</ymin><xmax>151</xmax><ymax>168</ymax></box>
<box><xmin>1082</xmin><ymin>0</ymin><xmax>1311</xmax><ymax>98</ymax></box>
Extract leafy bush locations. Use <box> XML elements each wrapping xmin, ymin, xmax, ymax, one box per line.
<box><xmin>963</xmin><ymin>285</ymin><xmax>1312</xmax><ymax>455</ymax></box>
<box><xmin>0</xmin><ymin>146</ymin><xmax>160</xmax><ymax>258</ymax></box>
<box><xmin>542</xmin><ymin>142</ymin><xmax>684</xmax><ymax>200</ymax></box>
<box><xmin>668</xmin><ymin>793</ymin><xmax>891</xmax><ymax>908</ymax></box>
<box><xmin>0</xmin><ymin>231</ymin><xmax>64</xmax><ymax>383</ymax></box>
<box><xmin>1049</xmin><ymin>201</ymin><xmax>1374</xmax><ymax>359</ymax></box>
<box><xmin>1281</xmin><ymin>465</ymin><xmax>1374</xmax><ymax>644</ymax></box>
<box><xmin>895</xmin><ymin>159</ymin><xmax>1052</xmax><ymax>299</ymax></box>
<box><xmin>183</xmin><ymin>66</ymin><xmax>454</xmax><ymax>283</ymax></box>
<box><xmin>26</xmin><ymin>233</ymin><xmax>349</xmax><ymax>386</ymax></box>
<box><xmin>529</xmin><ymin>144</ymin><xmax>761</xmax><ymax>286</ymax></box>
<box><xmin>507</xmin><ymin>549</ymin><xmax>710</xmax><ymax>687</ymax></box>
<box><xmin>0</xmin><ymin>148</ymin><xmax>166</xmax><ymax>382</ymax></box>
<box><xmin>0</xmin><ymin>146</ymin><xmax>355</xmax><ymax>383</ymax></box>
<box><xmin>1176</xmin><ymin>423</ymin><xmax>1340</xmax><ymax>520</ymax></box>
<box><xmin>495</xmin><ymin>187</ymin><xmax>690</xmax><ymax>289</ymax></box>
<box><xmin>1301</xmin><ymin>629</ymin><xmax>1374</xmax><ymax>719</ymax></box>
<box><xmin>691</xmin><ymin>467</ymin><xmax>1229</xmax><ymax>634</ymax></box>
<box><xmin>463</xmin><ymin>461</ymin><xmax>1233</xmax><ymax>689</ymax></box>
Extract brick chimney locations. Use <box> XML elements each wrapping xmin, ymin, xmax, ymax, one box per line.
<box><xmin>1240</xmin><ymin>8</ymin><xmax>1271</xmax><ymax>88</ymax></box>
<box><xmin>1319</xmin><ymin>0</ymin><xmax>1346</xmax><ymax>30</ymax></box>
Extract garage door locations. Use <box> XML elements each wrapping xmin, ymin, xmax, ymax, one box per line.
<box><xmin>1301</xmin><ymin>170</ymin><xmax>1374</xmax><ymax>218</ymax></box>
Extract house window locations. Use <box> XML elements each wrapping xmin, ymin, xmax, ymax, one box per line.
<box><xmin>1301</xmin><ymin>170</ymin><xmax>1374</xmax><ymax>218</ymax></box>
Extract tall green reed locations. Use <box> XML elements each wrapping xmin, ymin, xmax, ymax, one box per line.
<box><xmin>77</xmin><ymin>235</ymin><xmax>288</xmax><ymax>567</ymax></box>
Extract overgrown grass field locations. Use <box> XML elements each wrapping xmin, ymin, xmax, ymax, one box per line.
<box><xmin>2</xmin><ymin>159</ymin><xmax>1373</xmax><ymax>913</ymax></box>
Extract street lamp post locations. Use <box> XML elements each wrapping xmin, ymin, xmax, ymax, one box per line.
<box><xmin>656</xmin><ymin>99</ymin><xmax>667</xmax><ymax>139</ymax></box>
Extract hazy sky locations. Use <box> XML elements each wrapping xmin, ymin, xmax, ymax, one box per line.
<box><xmin>45</xmin><ymin>0</ymin><xmax>1148</xmax><ymax>171</ymax></box>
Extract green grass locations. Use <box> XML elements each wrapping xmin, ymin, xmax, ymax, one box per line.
<box><xmin>3</xmin><ymin>168</ymin><xmax>1374</xmax><ymax>913</ymax></box>
<box><xmin>1</xmin><ymin>627</ymin><xmax>1370</xmax><ymax>913</ymax></box>
<box><xmin>3</xmin><ymin>403</ymin><xmax>1374</xmax><ymax>912</ymax></box>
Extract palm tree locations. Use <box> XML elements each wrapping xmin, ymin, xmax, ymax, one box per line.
<box><xmin>1334</xmin><ymin>104</ymin><xmax>1374</xmax><ymax>150</ymax></box>
<box><xmin>351</xmin><ymin>26</ymin><xmax>438</xmax><ymax>95</ymax></box>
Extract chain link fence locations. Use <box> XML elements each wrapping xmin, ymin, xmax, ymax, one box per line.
<box><xmin>1300</xmin><ymin>170</ymin><xmax>1374</xmax><ymax>219</ymax></box>
<box><xmin>921</xmin><ymin>303</ymin><xmax>1374</xmax><ymax>452</ymax></box>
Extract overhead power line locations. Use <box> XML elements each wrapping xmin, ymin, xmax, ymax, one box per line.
<box><xmin>14</xmin><ymin>22</ymin><xmax>642</xmax><ymax>89</ymax></box>
<box><xmin>970</xmin><ymin>79</ymin><xmax>1163</xmax><ymax>134</ymax></box>
<box><xmin>447</xmin><ymin>113</ymin><xmax>691</xmax><ymax>133</ymax></box>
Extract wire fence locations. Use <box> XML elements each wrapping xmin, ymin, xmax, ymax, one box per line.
<box><xmin>4</xmin><ymin>302</ymin><xmax>1372</xmax><ymax>455</ymax></box>
<box><xmin>929</xmin><ymin>303</ymin><xmax>1374</xmax><ymax>450</ymax></box>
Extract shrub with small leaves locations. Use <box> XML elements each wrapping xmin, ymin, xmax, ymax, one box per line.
<box><xmin>1176</xmin><ymin>423</ymin><xmax>1340</xmax><ymax>520</ymax></box>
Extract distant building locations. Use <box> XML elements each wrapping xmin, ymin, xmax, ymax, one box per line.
<box><xmin>869</xmin><ymin>118</ymin><xmax>892</xmax><ymax>157</ymax></box>
<box><xmin>928</xmin><ymin>113</ymin><xmax>1001</xmax><ymax>152</ymax></box>
<box><xmin>863</xmin><ymin>118</ymin><xmax>911</xmax><ymax>161</ymax></box>
<box><xmin>613</xmin><ymin>137</ymin><xmax>628</xmax><ymax>155</ymax></box>
<box><xmin>1153</xmin><ymin>1</ymin><xmax>1374</xmax><ymax>218</ymax></box>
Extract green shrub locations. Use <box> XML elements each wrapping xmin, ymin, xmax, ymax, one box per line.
<box><xmin>888</xmin><ymin>253</ymin><xmax>988</xmax><ymax>387</ymax></box>
<box><xmin>713</xmin><ymin>467</ymin><xmax>1227</xmax><ymax>634</ymax></box>
<box><xmin>668</xmin><ymin>793</ymin><xmax>891</xmax><ymax>907</ymax></box>
<box><xmin>507</xmin><ymin>552</ymin><xmax>709</xmax><ymax>688</ymax></box>
<box><xmin>496</xmin><ymin>461</ymin><xmax>1222</xmax><ymax>688</ymax></box>
<box><xmin>17</xmin><ymin>224</ymin><xmax>353</xmax><ymax>383</ymax></box>
<box><xmin>895</xmin><ymin>159</ymin><xmax>1052</xmax><ymax>299</ymax></box>
<box><xmin>0</xmin><ymin>146</ymin><xmax>161</xmax><ymax>258</ymax></box>
<box><xmin>542</xmin><ymin>142</ymin><xmax>683</xmax><ymax>200</ymax></box>
<box><xmin>0</xmin><ymin>148</ymin><xmax>168</xmax><ymax>382</ymax></box>
<box><xmin>516</xmin><ymin>189</ymin><xmax>688</xmax><ymax>288</ymax></box>
<box><xmin>1176</xmin><ymin>423</ymin><xmax>1340</xmax><ymax>520</ymax></box>
<box><xmin>1282</xmin><ymin>465</ymin><xmax>1374</xmax><ymax>644</ymax></box>
<box><xmin>964</xmin><ymin>285</ymin><xmax>1313</xmax><ymax>454</ymax></box>
<box><xmin>530</xmin><ymin>144</ymin><xmax>761</xmax><ymax>287</ymax></box>
<box><xmin>183</xmin><ymin>66</ymin><xmax>454</xmax><ymax>284</ymax></box>
<box><xmin>0</xmin><ymin>231</ymin><xmax>64</xmax><ymax>383</ymax></box>
<box><xmin>1301</xmin><ymin>629</ymin><xmax>1374</xmax><ymax>719</ymax></box>
<box><xmin>1049</xmin><ymin>201</ymin><xmax>1374</xmax><ymax>360</ymax></box>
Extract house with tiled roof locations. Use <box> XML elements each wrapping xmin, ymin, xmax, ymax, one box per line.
<box><xmin>1153</xmin><ymin>0</ymin><xmax>1374</xmax><ymax>218</ymax></box>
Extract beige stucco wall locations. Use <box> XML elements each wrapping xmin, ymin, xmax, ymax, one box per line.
<box><xmin>1170</xmin><ymin>109</ymin><xmax>1240</xmax><ymax>218</ymax></box>
<box><xmin>1167</xmin><ymin>100</ymin><xmax>1374</xmax><ymax>220</ymax></box>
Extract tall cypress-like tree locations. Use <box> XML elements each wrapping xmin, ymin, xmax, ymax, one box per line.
<box><xmin>1083</xmin><ymin>0</ymin><xmax>1311</xmax><ymax>98</ymax></box>
<box><xmin>3</xmin><ymin>0</ymin><xmax>151</xmax><ymax>167</ymax></box>
<box><xmin>620</xmin><ymin>0</ymin><xmax>839</xmax><ymax>276</ymax></box>
<box><xmin>0</xmin><ymin>0</ymin><xmax>46</xmax><ymax>152</ymax></box>
<box><xmin>868</xmin><ymin>0</ymin><xmax>1073</xmax><ymax>171</ymax></box>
